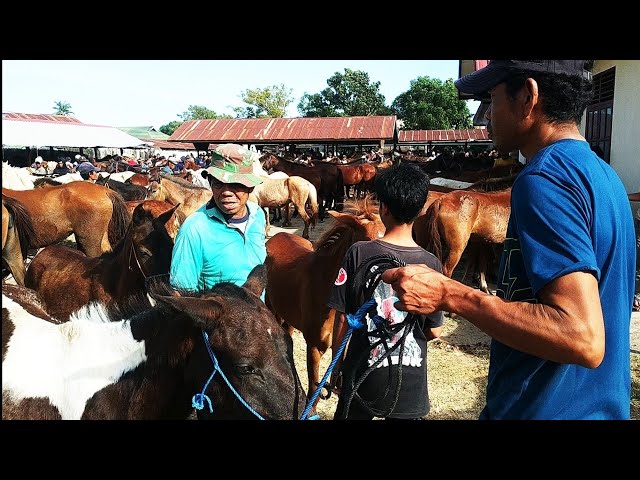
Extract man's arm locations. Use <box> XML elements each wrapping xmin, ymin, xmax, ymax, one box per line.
<box><xmin>628</xmin><ymin>192</ymin><xmax>640</xmax><ymax>202</ymax></box>
<box><xmin>169</xmin><ymin>225</ymin><xmax>203</xmax><ymax>292</ymax></box>
<box><xmin>382</xmin><ymin>265</ymin><xmax>604</xmax><ymax>368</ymax></box>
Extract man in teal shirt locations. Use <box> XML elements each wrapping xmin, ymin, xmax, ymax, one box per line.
<box><xmin>170</xmin><ymin>144</ymin><xmax>267</xmax><ymax>297</ymax></box>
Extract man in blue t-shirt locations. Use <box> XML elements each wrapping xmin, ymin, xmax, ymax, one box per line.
<box><xmin>382</xmin><ymin>60</ymin><xmax>635</xmax><ymax>419</ymax></box>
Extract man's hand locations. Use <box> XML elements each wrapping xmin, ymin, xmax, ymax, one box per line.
<box><xmin>381</xmin><ymin>264</ymin><xmax>450</xmax><ymax>315</ymax></box>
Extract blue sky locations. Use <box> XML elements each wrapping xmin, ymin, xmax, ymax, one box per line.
<box><xmin>2</xmin><ymin>60</ymin><xmax>479</xmax><ymax>128</ymax></box>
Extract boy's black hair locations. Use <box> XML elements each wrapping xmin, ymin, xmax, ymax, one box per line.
<box><xmin>374</xmin><ymin>162</ymin><xmax>430</xmax><ymax>224</ymax></box>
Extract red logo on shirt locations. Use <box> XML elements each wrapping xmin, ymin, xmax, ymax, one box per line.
<box><xmin>334</xmin><ymin>267</ymin><xmax>347</xmax><ymax>286</ymax></box>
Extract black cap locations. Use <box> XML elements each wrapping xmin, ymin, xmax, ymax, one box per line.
<box><xmin>455</xmin><ymin>60</ymin><xmax>593</xmax><ymax>96</ymax></box>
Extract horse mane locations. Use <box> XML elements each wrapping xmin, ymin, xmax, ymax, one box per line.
<box><xmin>33</xmin><ymin>177</ymin><xmax>62</xmax><ymax>188</ymax></box>
<box><xmin>161</xmin><ymin>173</ymin><xmax>208</xmax><ymax>191</ymax></box>
<box><xmin>467</xmin><ymin>174</ymin><xmax>518</xmax><ymax>192</ymax></box>
<box><xmin>313</xmin><ymin>195</ymin><xmax>379</xmax><ymax>255</ymax></box>
<box><xmin>2</xmin><ymin>195</ymin><xmax>36</xmax><ymax>258</ymax></box>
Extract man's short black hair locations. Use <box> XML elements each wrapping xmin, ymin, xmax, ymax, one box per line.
<box><xmin>374</xmin><ymin>162</ymin><xmax>430</xmax><ymax>224</ymax></box>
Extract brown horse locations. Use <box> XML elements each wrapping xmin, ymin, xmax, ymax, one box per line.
<box><xmin>414</xmin><ymin>188</ymin><xmax>511</xmax><ymax>293</ymax></box>
<box><xmin>2</xmin><ymin>182</ymin><xmax>130</xmax><ymax>257</ymax></box>
<box><xmin>337</xmin><ymin>163</ymin><xmax>377</xmax><ymax>198</ymax></box>
<box><xmin>148</xmin><ymin>174</ymin><xmax>212</xmax><ymax>220</ymax></box>
<box><xmin>2</xmin><ymin>195</ymin><xmax>35</xmax><ymax>286</ymax></box>
<box><xmin>265</xmin><ymin>197</ymin><xmax>385</xmax><ymax>415</ymax></box>
<box><xmin>261</xmin><ymin>153</ymin><xmax>343</xmax><ymax>221</ymax></box>
<box><xmin>24</xmin><ymin>202</ymin><xmax>178</xmax><ymax>321</ymax></box>
<box><xmin>127</xmin><ymin>172</ymin><xmax>151</xmax><ymax>187</ymax></box>
<box><xmin>249</xmin><ymin>176</ymin><xmax>319</xmax><ymax>239</ymax></box>
<box><xmin>3</xmin><ymin>265</ymin><xmax>307</xmax><ymax>420</ymax></box>
<box><xmin>125</xmin><ymin>199</ymin><xmax>184</xmax><ymax>239</ymax></box>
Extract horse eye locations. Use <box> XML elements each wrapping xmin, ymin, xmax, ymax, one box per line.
<box><xmin>236</xmin><ymin>364</ymin><xmax>260</xmax><ymax>375</ymax></box>
<box><xmin>138</xmin><ymin>247</ymin><xmax>152</xmax><ymax>257</ymax></box>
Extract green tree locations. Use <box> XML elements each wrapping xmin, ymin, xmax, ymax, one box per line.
<box><xmin>159</xmin><ymin>121</ymin><xmax>184</xmax><ymax>136</ymax></box>
<box><xmin>391</xmin><ymin>77</ymin><xmax>473</xmax><ymax>130</ymax></box>
<box><xmin>233</xmin><ymin>84</ymin><xmax>294</xmax><ymax>118</ymax></box>
<box><xmin>298</xmin><ymin>68</ymin><xmax>388</xmax><ymax>117</ymax></box>
<box><xmin>53</xmin><ymin>100</ymin><xmax>73</xmax><ymax>116</ymax></box>
<box><xmin>178</xmin><ymin>105</ymin><xmax>224</xmax><ymax>121</ymax></box>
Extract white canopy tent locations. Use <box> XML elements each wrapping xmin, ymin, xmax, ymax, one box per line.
<box><xmin>2</xmin><ymin>118</ymin><xmax>151</xmax><ymax>149</ymax></box>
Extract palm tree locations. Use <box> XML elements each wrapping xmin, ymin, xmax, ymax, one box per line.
<box><xmin>53</xmin><ymin>100</ymin><xmax>73</xmax><ymax>116</ymax></box>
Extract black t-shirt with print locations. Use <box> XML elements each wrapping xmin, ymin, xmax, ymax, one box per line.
<box><xmin>327</xmin><ymin>240</ymin><xmax>444</xmax><ymax>419</ymax></box>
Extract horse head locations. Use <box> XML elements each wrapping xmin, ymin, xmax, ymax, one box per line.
<box><xmin>150</xmin><ymin>264</ymin><xmax>307</xmax><ymax>420</ymax></box>
<box><xmin>129</xmin><ymin>202</ymin><xmax>178</xmax><ymax>278</ymax></box>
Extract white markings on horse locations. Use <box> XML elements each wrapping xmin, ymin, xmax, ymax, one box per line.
<box><xmin>2</xmin><ymin>296</ymin><xmax>147</xmax><ymax>419</ymax></box>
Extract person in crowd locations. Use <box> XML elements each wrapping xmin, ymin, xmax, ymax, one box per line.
<box><xmin>31</xmin><ymin>156</ymin><xmax>47</xmax><ymax>174</ymax></box>
<box><xmin>328</xmin><ymin>162</ymin><xmax>444</xmax><ymax>420</ymax></box>
<box><xmin>77</xmin><ymin>162</ymin><xmax>99</xmax><ymax>182</ymax></box>
<box><xmin>52</xmin><ymin>159</ymin><xmax>70</xmax><ymax>176</ymax></box>
<box><xmin>169</xmin><ymin>144</ymin><xmax>266</xmax><ymax>297</ymax></box>
<box><xmin>382</xmin><ymin>60</ymin><xmax>635</xmax><ymax>420</ymax></box>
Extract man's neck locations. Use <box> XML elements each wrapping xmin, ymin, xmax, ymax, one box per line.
<box><xmin>520</xmin><ymin>122</ymin><xmax>584</xmax><ymax>160</ymax></box>
<box><xmin>379</xmin><ymin>222</ymin><xmax>418</xmax><ymax>248</ymax></box>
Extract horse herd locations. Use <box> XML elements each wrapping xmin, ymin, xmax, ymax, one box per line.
<box><xmin>2</xmin><ymin>152</ymin><xmax>517</xmax><ymax>420</ymax></box>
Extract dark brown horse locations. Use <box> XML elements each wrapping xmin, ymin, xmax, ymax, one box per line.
<box><xmin>265</xmin><ymin>197</ymin><xmax>385</xmax><ymax>415</ymax></box>
<box><xmin>261</xmin><ymin>153</ymin><xmax>343</xmax><ymax>221</ymax></box>
<box><xmin>2</xmin><ymin>182</ymin><xmax>130</xmax><ymax>257</ymax></box>
<box><xmin>24</xmin><ymin>202</ymin><xmax>178</xmax><ymax>321</ymax></box>
<box><xmin>413</xmin><ymin>188</ymin><xmax>511</xmax><ymax>293</ymax></box>
<box><xmin>96</xmin><ymin>176</ymin><xmax>149</xmax><ymax>201</ymax></box>
<box><xmin>3</xmin><ymin>266</ymin><xmax>307</xmax><ymax>420</ymax></box>
<box><xmin>2</xmin><ymin>195</ymin><xmax>35</xmax><ymax>286</ymax></box>
<box><xmin>125</xmin><ymin>199</ymin><xmax>184</xmax><ymax>240</ymax></box>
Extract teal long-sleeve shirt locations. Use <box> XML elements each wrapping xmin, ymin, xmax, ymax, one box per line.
<box><xmin>169</xmin><ymin>201</ymin><xmax>267</xmax><ymax>296</ymax></box>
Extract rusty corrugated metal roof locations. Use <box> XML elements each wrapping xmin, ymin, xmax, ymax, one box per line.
<box><xmin>150</xmin><ymin>139</ymin><xmax>195</xmax><ymax>150</ymax></box>
<box><xmin>398</xmin><ymin>129</ymin><xmax>489</xmax><ymax>143</ymax></box>
<box><xmin>168</xmin><ymin>116</ymin><xmax>397</xmax><ymax>143</ymax></box>
<box><xmin>3</xmin><ymin>112</ymin><xmax>85</xmax><ymax>124</ymax></box>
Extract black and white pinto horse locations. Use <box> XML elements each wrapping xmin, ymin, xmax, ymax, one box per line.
<box><xmin>2</xmin><ymin>266</ymin><xmax>307</xmax><ymax>420</ymax></box>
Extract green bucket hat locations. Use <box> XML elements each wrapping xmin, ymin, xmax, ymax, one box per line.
<box><xmin>204</xmin><ymin>144</ymin><xmax>263</xmax><ymax>188</ymax></box>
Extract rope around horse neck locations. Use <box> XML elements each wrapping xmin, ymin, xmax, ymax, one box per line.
<box><xmin>336</xmin><ymin>252</ymin><xmax>418</xmax><ymax>419</ymax></box>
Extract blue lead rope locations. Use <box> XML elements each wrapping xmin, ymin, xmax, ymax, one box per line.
<box><xmin>192</xmin><ymin>330</ymin><xmax>265</xmax><ymax>420</ymax></box>
<box><xmin>299</xmin><ymin>297</ymin><xmax>380</xmax><ymax>420</ymax></box>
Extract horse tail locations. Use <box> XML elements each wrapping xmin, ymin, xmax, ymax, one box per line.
<box><xmin>106</xmin><ymin>190</ymin><xmax>132</xmax><ymax>247</ymax></box>
<box><xmin>334</xmin><ymin>168</ymin><xmax>344</xmax><ymax>210</ymax></box>
<box><xmin>306</xmin><ymin>182</ymin><xmax>319</xmax><ymax>229</ymax></box>
<box><xmin>2</xmin><ymin>195</ymin><xmax>35</xmax><ymax>259</ymax></box>
<box><xmin>423</xmin><ymin>199</ymin><xmax>443</xmax><ymax>262</ymax></box>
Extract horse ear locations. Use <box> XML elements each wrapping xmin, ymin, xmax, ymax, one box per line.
<box><xmin>200</xmin><ymin>170</ymin><xmax>211</xmax><ymax>181</ymax></box>
<box><xmin>132</xmin><ymin>203</ymin><xmax>151</xmax><ymax>226</ymax></box>
<box><xmin>155</xmin><ymin>203</ymin><xmax>180</xmax><ymax>227</ymax></box>
<box><xmin>152</xmin><ymin>295</ymin><xmax>223</xmax><ymax>327</ymax></box>
<box><xmin>243</xmin><ymin>264</ymin><xmax>267</xmax><ymax>297</ymax></box>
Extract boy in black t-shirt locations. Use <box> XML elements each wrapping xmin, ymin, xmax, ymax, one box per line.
<box><xmin>327</xmin><ymin>162</ymin><xmax>444</xmax><ymax>420</ymax></box>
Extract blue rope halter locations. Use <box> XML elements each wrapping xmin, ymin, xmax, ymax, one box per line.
<box><xmin>192</xmin><ymin>330</ymin><xmax>265</xmax><ymax>420</ymax></box>
<box><xmin>299</xmin><ymin>297</ymin><xmax>386</xmax><ymax>420</ymax></box>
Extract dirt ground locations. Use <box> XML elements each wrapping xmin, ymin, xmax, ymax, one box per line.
<box><xmin>268</xmin><ymin>210</ymin><xmax>640</xmax><ymax>421</ymax></box>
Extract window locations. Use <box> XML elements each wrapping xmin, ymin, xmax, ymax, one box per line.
<box><xmin>585</xmin><ymin>66</ymin><xmax>615</xmax><ymax>163</ymax></box>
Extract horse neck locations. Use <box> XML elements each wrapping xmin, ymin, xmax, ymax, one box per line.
<box><xmin>106</xmin><ymin>227</ymin><xmax>146</xmax><ymax>296</ymax></box>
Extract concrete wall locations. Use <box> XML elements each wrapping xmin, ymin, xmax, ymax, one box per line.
<box><xmin>581</xmin><ymin>60</ymin><xmax>640</xmax><ymax>193</ymax></box>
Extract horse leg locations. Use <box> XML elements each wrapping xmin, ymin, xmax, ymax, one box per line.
<box><xmin>306</xmin><ymin>343</ymin><xmax>324</xmax><ymax>414</ymax></box>
<box><xmin>2</xmin><ymin>232</ymin><xmax>26</xmax><ymax>286</ymax></box>
<box><xmin>264</xmin><ymin>207</ymin><xmax>271</xmax><ymax>237</ymax></box>
<box><xmin>76</xmin><ymin>228</ymin><xmax>111</xmax><ymax>257</ymax></box>
<box><xmin>283</xmin><ymin>202</ymin><xmax>292</xmax><ymax>227</ymax></box>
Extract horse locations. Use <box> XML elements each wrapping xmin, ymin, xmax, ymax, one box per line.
<box><xmin>127</xmin><ymin>172</ymin><xmax>151</xmax><ymax>187</ymax></box>
<box><xmin>2</xmin><ymin>195</ymin><xmax>35</xmax><ymax>286</ymax></box>
<box><xmin>148</xmin><ymin>174</ymin><xmax>212</xmax><ymax>220</ymax></box>
<box><xmin>2</xmin><ymin>265</ymin><xmax>308</xmax><ymax>420</ymax></box>
<box><xmin>2</xmin><ymin>162</ymin><xmax>36</xmax><ymax>190</ymax></box>
<box><xmin>250</xmin><ymin>176</ymin><xmax>319</xmax><ymax>239</ymax></box>
<box><xmin>24</xmin><ymin>202</ymin><xmax>178</xmax><ymax>322</ymax></box>
<box><xmin>2</xmin><ymin>182</ymin><xmax>131</xmax><ymax>258</ymax></box>
<box><xmin>260</xmin><ymin>153</ymin><xmax>343</xmax><ymax>221</ymax></box>
<box><xmin>413</xmin><ymin>188</ymin><xmax>511</xmax><ymax>293</ymax></box>
<box><xmin>125</xmin><ymin>199</ymin><xmax>185</xmax><ymax>240</ymax></box>
<box><xmin>264</xmin><ymin>197</ymin><xmax>385</xmax><ymax>415</ymax></box>
<box><xmin>337</xmin><ymin>163</ymin><xmax>377</xmax><ymax>198</ymax></box>
<box><xmin>96</xmin><ymin>176</ymin><xmax>149</xmax><ymax>201</ymax></box>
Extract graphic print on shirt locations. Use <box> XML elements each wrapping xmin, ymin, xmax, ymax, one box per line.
<box><xmin>367</xmin><ymin>278</ymin><xmax>422</xmax><ymax>368</ymax></box>
<box><xmin>495</xmin><ymin>237</ymin><xmax>537</xmax><ymax>303</ymax></box>
<box><xmin>335</xmin><ymin>267</ymin><xmax>347</xmax><ymax>286</ymax></box>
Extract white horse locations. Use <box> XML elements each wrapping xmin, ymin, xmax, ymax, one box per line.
<box><xmin>2</xmin><ymin>162</ymin><xmax>36</xmax><ymax>190</ymax></box>
<box><xmin>50</xmin><ymin>172</ymin><xmax>84</xmax><ymax>184</ymax></box>
<box><xmin>185</xmin><ymin>169</ymin><xmax>211</xmax><ymax>190</ymax></box>
<box><xmin>98</xmin><ymin>171</ymin><xmax>136</xmax><ymax>183</ymax></box>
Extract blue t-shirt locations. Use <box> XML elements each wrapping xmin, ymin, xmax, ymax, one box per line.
<box><xmin>482</xmin><ymin>139</ymin><xmax>634</xmax><ymax>420</ymax></box>
<box><xmin>169</xmin><ymin>201</ymin><xmax>267</xmax><ymax>297</ymax></box>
